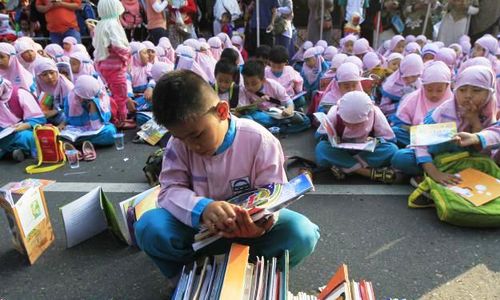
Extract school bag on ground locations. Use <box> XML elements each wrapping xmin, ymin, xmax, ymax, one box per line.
<box><xmin>408</xmin><ymin>151</ymin><xmax>500</xmax><ymax>228</ymax></box>
<box><xmin>143</xmin><ymin>148</ymin><xmax>164</xmax><ymax>187</ymax></box>
<box><xmin>25</xmin><ymin>125</ymin><xmax>66</xmax><ymax>174</ymax></box>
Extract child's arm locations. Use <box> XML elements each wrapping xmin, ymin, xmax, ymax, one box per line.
<box><xmin>455</xmin><ymin>122</ymin><xmax>500</xmax><ymax>149</ymax></box>
<box><xmin>372</xmin><ymin>107</ymin><xmax>397</xmax><ymax>143</ymax></box>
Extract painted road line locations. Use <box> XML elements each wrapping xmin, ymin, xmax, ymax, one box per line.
<box><xmin>44</xmin><ymin>182</ymin><xmax>413</xmax><ymax>196</ymax></box>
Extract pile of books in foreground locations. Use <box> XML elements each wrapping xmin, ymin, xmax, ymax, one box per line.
<box><xmin>172</xmin><ymin>243</ymin><xmax>376</xmax><ymax>300</ymax></box>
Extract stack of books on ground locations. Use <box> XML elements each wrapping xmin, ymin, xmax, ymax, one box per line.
<box><xmin>192</xmin><ymin>173</ymin><xmax>314</xmax><ymax>251</ymax></box>
<box><xmin>172</xmin><ymin>244</ymin><xmax>376</xmax><ymax>300</ymax></box>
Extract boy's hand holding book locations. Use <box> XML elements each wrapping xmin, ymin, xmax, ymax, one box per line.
<box><xmin>219</xmin><ymin>207</ymin><xmax>275</xmax><ymax>239</ymax></box>
<box><xmin>453</xmin><ymin>132</ymin><xmax>480</xmax><ymax>148</ymax></box>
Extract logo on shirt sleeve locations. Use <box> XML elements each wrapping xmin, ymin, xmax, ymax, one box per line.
<box><xmin>230</xmin><ymin>177</ymin><xmax>251</xmax><ymax>194</ymax></box>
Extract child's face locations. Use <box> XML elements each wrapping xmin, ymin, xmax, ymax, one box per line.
<box><xmin>472</xmin><ymin>43</ymin><xmax>486</xmax><ymax>58</ymax></box>
<box><xmin>21</xmin><ymin>50</ymin><xmax>36</xmax><ymax>63</ymax></box>
<box><xmin>387</xmin><ymin>59</ymin><xmax>401</xmax><ymax>71</ymax></box>
<box><xmin>147</xmin><ymin>49</ymin><xmax>156</xmax><ymax>63</ymax></box>
<box><xmin>352</xmin><ymin>16</ymin><xmax>360</xmax><ymax>26</ymax></box>
<box><xmin>270</xmin><ymin>62</ymin><xmax>286</xmax><ymax>74</ymax></box>
<box><xmin>168</xmin><ymin>100</ymin><xmax>230</xmax><ymax>156</ymax></box>
<box><xmin>0</xmin><ymin>52</ymin><xmax>10</xmax><ymax>69</ymax></box>
<box><xmin>20</xmin><ymin>20</ymin><xmax>29</xmax><ymax>31</ymax></box>
<box><xmin>344</xmin><ymin>41</ymin><xmax>354</xmax><ymax>54</ymax></box>
<box><xmin>139</xmin><ymin>49</ymin><xmax>149</xmax><ymax>65</ymax></box>
<box><xmin>215</xmin><ymin>72</ymin><xmax>233</xmax><ymax>93</ymax></box>
<box><xmin>402</xmin><ymin>75</ymin><xmax>419</xmax><ymax>85</ymax></box>
<box><xmin>221</xmin><ymin>14</ymin><xmax>230</xmax><ymax>23</ymax></box>
<box><xmin>450</xmin><ymin>46</ymin><xmax>461</xmax><ymax>58</ymax></box>
<box><xmin>393</xmin><ymin>41</ymin><xmax>405</xmax><ymax>54</ymax></box>
<box><xmin>70</xmin><ymin>57</ymin><xmax>81</xmax><ymax>74</ymax></box>
<box><xmin>63</xmin><ymin>43</ymin><xmax>72</xmax><ymax>52</ymax></box>
<box><xmin>422</xmin><ymin>53</ymin><xmax>435</xmax><ymax>63</ymax></box>
<box><xmin>423</xmin><ymin>83</ymin><xmax>449</xmax><ymax>103</ymax></box>
<box><xmin>39</xmin><ymin>70</ymin><xmax>58</xmax><ymax>86</ymax></box>
<box><xmin>338</xmin><ymin>81</ymin><xmax>359</xmax><ymax>95</ymax></box>
<box><xmin>456</xmin><ymin>84</ymin><xmax>490</xmax><ymax>112</ymax></box>
<box><xmin>304</xmin><ymin>57</ymin><xmax>317</xmax><ymax>68</ymax></box>
<box><xmin>243</xmin><ymin>75</ymin><xmax>265</xmax><ymax>94</ymax></box>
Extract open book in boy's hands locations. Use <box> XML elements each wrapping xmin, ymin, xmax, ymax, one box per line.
<box><xmin>409</xmin><ymin>122</ymin><xmax>457</xmax><ymax>147</ymax></box>
<box><xmin>192</xmin><ymin>172</ymin><xmax>314</xmax><ymax>251</ymax></box>
<box><xmin>314</xmin><ymin>112</ymin><xmax>378</xmax><ymax>152</ymax></box>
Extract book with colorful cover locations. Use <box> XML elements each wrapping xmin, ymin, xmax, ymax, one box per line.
<box><xmin>448</xmin><ymin>168</ymin><xmax>500</xmax><ymax>207</ymax></box>
<box><xmin>409</xmin><ymin>122</ymin><xmax>457</xmax><ymax>147</ymax></box>
<box><xmin>38</xmin><ymin>92</ymin><xmax>54</xmax><ymax>111</ymax></box>
<box><xmin>136</xmin><ymin>119</ymin><xmax>169</xmax><ymax>146</ymax></box>
<box><xmin>1</xmin><ymin>179</ymin><xmax>56</xmax><ymax>195</ymax></box>
<box><xmin>314</xmin><ymin>112</ymin><xmax>378</xmax><ymax>152</ymax></box>
<box><xmin>192</xmin><ymin>173</ymin><xmax>314</xmax><ymax>251</ymax></box>
<box><xmin>60</xmin><ymin>125</ymin><xmax>105</xmax><ymax>142</ymax></box>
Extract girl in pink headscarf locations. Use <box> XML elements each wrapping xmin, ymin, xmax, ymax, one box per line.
<box><xmin>207</xmin><ymin>37</ymin><xmax>223</xmax><ymax>61</ymax></box>
<box><xmin>0</xmin><ymin>76</ymin><xmax>46</xmax><ymax>161</ymax></box>
<box><xmin>69</xmin><ymin>52</ymin><xmax>105</xmax><ymax>87</ymax></box>
<box><xmin>217</xmin><ymin>32</ymin><xmax>244</xmax><ymax>65</ymax></box>
<box><xmin>128</xmin><ymin>42</ymin><xmax>153</xmax><ymax>121</ymax></box>
<box><xmin>392</xmin><ymin>61</ymin><xmax>453</xmax><ymax>147</ymax></box>
<box><xmin>380</xmin><ymin>53</ymin><xmax>424</xmax><ymax>118</ymax></box>
<box><xmin>63</xmin><ymin>75</ymin><xmax>117</xmax><ymax>146</ymax></box>
<box><xmin>158</xmin><ymin>37</ymin><xmax>175</xmax><ymax>63</ymax></box>
<box><xmin>291</xmin><ymin>40</ymin><xmax>313</xmax><ymax>68</ymax></box>
<box><xmin>340</xmin><ymin>34</ymin><xmax>357</xmax><ymax>55</ymax></box>
<box><xmin>143</xmin><ymin>41</ymin><xmax>158</xmax><ymax>64</ymax></box>
<box><xmin>318</xmin><ymin>62</ymin><xmax>365</xmax><ymax>112</ymax></box>
<box><xmin>45</xmin><ymin>44</ymin><xmax>69</xmax><ymax>63</ymax></box>
<box><xmin>35</xmin><ymin>57</ymin><xmax>74</xmax><ymax>126</ymax></box>
<box><xmin>392</xmin><ymin>66</ymin><xmax>499</xmax><ymax>198</ymax></box>
<box><xmin>195</xmin><ymin>42</ymin><xmax>217</xmax><ymax>84</ymax></box>
<box><xmin>174</xmin><ymin>45</ymin><xmax>210</xmax><ymax>82</ymax></box>
<box><xmin>404</xmin><ymin>42</ymin><xmax>421</xmax><ymax>56</ymax></box>
<box><xmin>15</xmin><ymin>39</ymin><xmax>38</xmax><ymax>74</ymax></box>
<box><xmin>315</xmin><ymin>90</ymin><xmax>398</xmax><ymax>183</ymax></box>
<box><xmin>0</xmin><ymin>42</ymin><xmax>36</xmax><ymax>95</ymax></box>
<box><xmin>384</xmin><ymin>35</ymin><xmax>405</xmax><ymax>57</ymax></box>
<box><xmin>62</xmin><ymin>36</ymin><xmax>78</xmax><ymax>57</ymax></box>
<box><xmin>385</xmin><ymin>53</ymin><xmax>403</xmax><ymax>73</ymax></box>
<box><xmin>301</xmin><ymin>47</ymin><xmax>330</xmax><ymax>100</ymax></box>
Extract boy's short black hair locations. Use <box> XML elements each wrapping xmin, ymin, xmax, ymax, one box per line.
<box><xmin>215</xmin><ymin>59</ymin><xmax>238</xmax><ymax>77</ymax></box>
<box><xmin>269</xmin><ymin>45</ymin><xmax>289</xmax><ymax>64</ymax></box>
<box><xmin>255</xmin><ymin>45</ymin><xmax>271</xmax><ymax>60</ymax></box>
<box><xmin>220</xmin><ymin>48</ymin><xmax>239</xmax><ymax>65</ymax></box>
<box><xmin>241</xmin><ymin>59</ymin><xmax>265</xmax><ymax>79</ymax></box>
<box><xmin>153</xmin><ymin>70</ymin><xmax>215</xmax><ymax>127</ymax></box>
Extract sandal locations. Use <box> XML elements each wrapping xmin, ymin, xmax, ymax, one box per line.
<box><xmin>63</xmin><ymin>142</ymin><xmax>83</xmax><ymax>161</ymax></box>
<box><xmin>82</xmin><ymin>141</ymin><xmax>96</xmax><ymax>161</ymax></box>
<box><xmin>370</xmin><ymin>167</ymin><xmax>397</xmax><ymax>184</ymax></box>
<box><xmin>330</xmin><ymin>166</ymin><xmax>346</xmax><ymax>180</ymax></box>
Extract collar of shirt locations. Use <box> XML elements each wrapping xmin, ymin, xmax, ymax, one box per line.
<box><xmin>214</xmin><ymin>116</ymin><xmax>236</xmax><ymax>155</ymax></box>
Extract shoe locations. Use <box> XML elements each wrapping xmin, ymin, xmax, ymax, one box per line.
<box><xmin>63</xmin><ymin>142</ymin><xmax>83</xmax><ymax>160</ymax></box>
<box><xmin>82</xmin><ymin>141</ymin><xmax>96</xmax><ymax>161</ymax></box>
<box><xmin>330</xmin><ymin>165</ymin><xmax>346</xmax><ymax>180</ymax></box>
<box><xmin>371</xmin><ymin>167</ymin><xmax>397</xmax><ymax>184</ymax></box>
<box><xmin>12</xmin><ymin>149</ymin><xmax>25</xmax><ymax>162</ymax></box>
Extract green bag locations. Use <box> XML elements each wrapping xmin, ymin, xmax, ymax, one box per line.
<box><xmin>408</xmin><ymin>152</ymin><xmax>500</xmax><ymax>228</ymax></box>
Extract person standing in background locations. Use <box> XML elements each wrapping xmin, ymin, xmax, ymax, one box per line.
<box><xmin>402</xmin><ymin>0</ymin><xmax>436</xmax><ymax>39</ymax></box>
<box><xmin>307</xmin><ymin>0</ymin><xmax>334</xmax><ymax>44</ymax></box>
<box><xmin>245</xmin><ymin>0</ymin><xmax>278</xmax><ymax>57</ymax></box>
<box><xmin>274</xmin><ymin>0</ymin><xmax>294</xmax><ymax>54</ymax></box>
<box><xmin>213</xmin><ymin>0</ymin><xmax>241</xmax><ymax>35</ymax></box>
<box><xmin>469</xmin><ymin>0</ymin><xmax>500</xmax><ymax>42</ymax></box>
<box><xmin>35</xmin><ymin>0</ymin><xmax>81</xmax><ymax>45</ymax></box>
<box><xmin>146</xmin><ymin>0</ymin><xmax>168</xmax><ymax>45</ymax></box>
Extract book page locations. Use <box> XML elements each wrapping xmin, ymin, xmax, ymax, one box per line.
<box><xmin>409</xmin><ymin>122</ymin><xmax>457</xmax><ymax>147</ymax></box>
<box><xmin>0</xmin><ymin>126</ymin><xmax>16</xmax><ymax>140</ymax></box>
<box><xmin>15</xmin><ymin>187</ymin><xmax>47</xmax><ymax>238</ymax></box>
<box><xmin>60</xmin><ymin>187</ymin><xmax>108</xmax><ymax>248</ymax></box>
<box><xmin>60</xmin><ymin>125</ymin><xmax>105</xmax><ymax>142</ymax></box>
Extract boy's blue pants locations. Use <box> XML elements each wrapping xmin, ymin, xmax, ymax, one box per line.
<box><xmin>135</xmin><ymin>208</ymin><xmax>320</xmax><ymax>278</ymax></box>
<box><xmin>0</xmin><ymin>130</ymin><xmax>35</xmax><ymax>159</ymax></box>
<box><xmin>392</xmin><ymin>126</ymin><xmax>410</xmax><ymax>148</ymax></box>
<box><xmin>315</xmin><ymin>139</ymin><xmax>398</xmax><ymax>173</ymax></box>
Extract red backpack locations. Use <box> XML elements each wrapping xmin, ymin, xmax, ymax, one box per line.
<box><xmin>120</xmin><ymin>0</ymin><xmax>145</xmax><ymax>29</ymax></box>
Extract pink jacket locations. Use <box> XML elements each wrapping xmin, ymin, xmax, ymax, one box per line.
<box><xmin>96</xmin><ymin>45</ymin><xmax>131</xmax><ymax>81</ymax></box>
<box><xmin>158</xmin><ymin>117</ymin><xmax>287</xmax><ymax>228</ymax></box>
<box><xmin>264</xmin><ymin>66</ymin><xmax>303</xmax><ymax>97</ymax></box>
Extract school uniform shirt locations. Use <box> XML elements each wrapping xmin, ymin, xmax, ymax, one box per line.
<box><xmin>158</xmin><ymin>116</ymin><xmax>287</xmax><ymax>228</ymax></box>
<box><xmin>264</xmin><ymin>66</ymin><xmax>304</xmax><ymax>97</ymax></box>
<box><xmin>238</xmin><ymin>78</ymin><xmax>292</xmax><ymax>107</ymax></box>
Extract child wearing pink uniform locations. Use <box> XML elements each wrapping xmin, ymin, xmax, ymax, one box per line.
<box><xmin>134</xmin><ymin>70</ymin><xmax>320</xmax><ymax>289</ymax></box>
<box><xmin>92</xmin><ymin>0</ymin><xmax>133</xmax><ymax>129</ymax></box>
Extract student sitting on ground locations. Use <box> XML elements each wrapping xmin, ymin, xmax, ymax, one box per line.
<box><xmin>134</xmin><ymin>70</ymin><xmax>320</xmax><ymax>294</ymax></box>
<box><xmin>15</xmin><ymin>39</ymin><xmax>39</xmax><ymax>74</ymax></box>
<box><xmin>301</xmin><ymin>47</ymin><xmax>329</xmax><ymax>101</ymax></box>
<box><xmin>238</xmin><ymin>59</ymin><xmax>296</xmax><ymax>128</ymax></box>
<box><xmin>265</xmin><ymin>46</ymin><xmax>306</xmax><ymax>110</ymax></box>
<box><xmin>315</xmin><ymin>91</ymin><xmax>399</xmax><ymax>183</ymax></box>
<box><xmin>35</xmin><ymin>57</ymin><xmax>74</xmax><ymax>127</ymax></box>
<box><xmin>380</xmin><ymin>53</ymin><xmax>424</xmax><ymax>119</ymax></box>
<box><xmin>391</xmin><ymin>65</ymin><xmax>500</xmax><ymax>206</ymax></box>
<box><xmin>0</xmin><ymin>76</ymin><xmax>46</xmax><ymax>161</ymax></box>
<box><xmin>59</xmin><ymin>75</ymin><xmax>117</xmax><ymax>146</ymax></box>
<box><xmin>213</xmin><ymin>59</ymin><xmax>240</xmax><ymax>109</ymax></box>
<box><xmin>392</xmin><ymin>61</ymin><xmax>453</xmax><ymax>147</ymax></box>
<box><xmin>0</xmin><ymin>42</ymin><xmax>37</xmax><ymax>95</ymax></box>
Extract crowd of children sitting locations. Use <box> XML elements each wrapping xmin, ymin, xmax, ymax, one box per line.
<box><xmin>0</xmin><ymin>0</ymin><xmax>498</xmax><ymax>207</ymax></box>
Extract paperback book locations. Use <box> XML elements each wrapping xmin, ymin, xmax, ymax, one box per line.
<box><xmin>60</xmin><ymin>125</ymin><xmax>105</xmax><ymax>142</ymax></box>
<box><xmin>409</xmin><ymin>122</ymin><xmax>457</xmax><ymax>147</ymax></box>
<box><xmin>448</xmin><ymin>168</ymin><xmax>500</xmax><ymax>207</ymax></box>
<box><xmin>136</xmin><ymin>118</ymin><xmax>169</xmax><ymax>146</ymax></box>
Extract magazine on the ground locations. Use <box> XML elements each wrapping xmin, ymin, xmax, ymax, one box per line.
<box><xmin>60</xmin><ymin>125</ymin><xmax>105</xmax><ymax>142</ymax></box>
<box><xmin>0</xmin><ymin>126</ymin><xmax>15</xmax><ymax>140</ymax></box>
<box><xmin>314</xmin><ymin>112</ymin><xmax>377</xmax><ymax>152</ymax></box>
<box><xmin>192</xmin><ymin>173</ymin><xmax>314</xmax><ymax>251</ymax></box>
<box><xmin>447</xmin><ymin>168</ymin><xmax>500</xmax><ymax>207</ymax></box>
<box><xmin>136</xmin><ymin>119</ymin><xmax>168</xmax><ymax>145</ymax></box>
<box><xmin>409</xmin><ymin>122</ymin><xmax>457</xmax><ymax>147</ymax></box>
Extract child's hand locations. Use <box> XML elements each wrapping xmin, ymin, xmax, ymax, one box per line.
<box><xmin>13</xmin><ymin>122</ymin><xmax>30</xmax><ymax>132</ymax></box>
<box><xmin>219</xmin><ymin>207</ymin><xmax>275</xmax><ymax>239</ymax></box>
<box><xmin>126</xmin><ymin>98</ymin><xmax>137</xmax><ymax>113</ymax></box>
<box><xmin>144</xmin><ymin>87</ymin><xmax>153</xmax><ymax>102</ymax></box>
<box><xmin>57</xmin><ymin>122</ymin><xmax>66</xmax><ymax>131</ymax></box>
<box><xmin>453</xmin><ymin>132</ymin><xmax>480</xmax><ymax>147</ymax></box>
<box><xmin>201</xmin><ymin>201</ymin><xmax>237</xmax><ymax>233</ymax></box>
<box><xmin>429</xmin><ymin>169</ymin><xmax>461</xmax><ymax>186</ymax></box>
<box><xmin>282</xmin><ymin>106</ymin><xmax>294</xmax><ymax>117</ymax></box>
<box><xmin>259</xmin><ymin>95</ymin><xmax>270</xmax><ymax>102</ymax></box>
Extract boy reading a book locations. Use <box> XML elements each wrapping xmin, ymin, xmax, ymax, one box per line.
<box><xmin>213</xmin><ymin>59</ymin><xmax>240</xmax><ymax>109</ymax></box>
<box><xmin>135</xmin><ymin>70</ymin><xmax>320</xmax><ymax>287</ymax></box>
